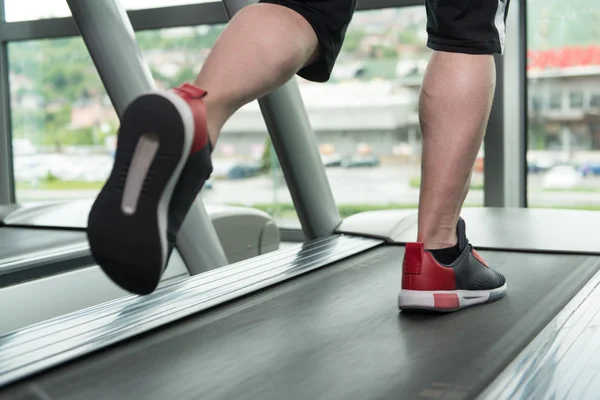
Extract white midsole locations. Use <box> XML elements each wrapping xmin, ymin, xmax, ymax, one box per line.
<box><xmin>120</xmin><ymin>91</ymin><xmax>194</xmax><ymax>268</ymax></box>
<box><xmin>398</xmin><ymin>283</ymin><xmax>507</xmax><ymax>309</ymax></box>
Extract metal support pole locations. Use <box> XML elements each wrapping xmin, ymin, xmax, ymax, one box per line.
<box><xmin>0</xmin><ymin>2</ymin><xmax>15</xmax><ymax>205</ymax></box>
<box><xmin>484</xmin><ymin>55</ymin><xmax>506</xmax><ymax>207</ymax></box>
<box><xmin>66</xmin><ymin>0</ymin><xmax>154</xmax><ymax>119</ymax></box>
<box><xmin>484</xmin><ymin>0</ymin><xmax>527</xmax><ymax>207</ymax></box>
<box><xmin>515</xmin><ymin>0</ymin><xmax>528</xmax><ymax>207</ymax></box>
<box><xmin>66</xmin><ymin>0</ymin><xmax>228</xmax><ymax>273</ymax></box>
<box><xmin>502</xmin><ymin>0</ymin><xmax>527</xmax><ymax>207</ymax></box>
<box><xmin>223</xmin><ymin>0</ymin><xmax>342</xmax><ymax>240</ymax></box>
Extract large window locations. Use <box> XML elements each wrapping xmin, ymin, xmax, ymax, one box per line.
<box><xmin>527</xmin><ymin>0</ymin><xmax>600</xmax><ymax>210</ymax></box>
<box><xmin>9</xmin><ymin>25</ymin><xmax>297</xmax><ymax>223</ymax></box>
<box><xmin>4</xmin><ymin>0</ymin><xmax>215</xmax><ymax>22</ymax></box>
<box><xmin>10</xmin><ymin>38</ymin><xmax>115</xmax><ymax>203</ymax></box>
<box><xmin>9</xmin><ymin>6</ymin><xmax>486</xmax><ymax>228</ymax></box>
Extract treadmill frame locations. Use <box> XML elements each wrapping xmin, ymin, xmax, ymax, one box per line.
<box><xmin>0</xmin><ymin>234</ymin><xmax>382</xmax><ymax>387</ymax></box>
<box><xmin>479</xmin><ymin>267</ymin><xmax>600</xmax><ymax>400</ymax></box>
<box><xmin>0</xmin><ymin>0</ymin><xmax>550</xmax><ymax>396</ymax></box>
<box><xmin>0</xmin><ymin>241</ymin><xmax>91</xmax><ymax>286</ymax></box>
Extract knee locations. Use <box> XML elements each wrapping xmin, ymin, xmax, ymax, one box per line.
<box><xmin>237</xmin><ymin>3</ymin><xmax>320</xmax><ymax>72</ymax></box>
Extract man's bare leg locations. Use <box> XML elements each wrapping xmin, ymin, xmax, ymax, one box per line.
<box><xmin>194</xmin><ymin>3</ymin><xmax>320</xmax><ymax>145</ymax></box>
<box><xmin>417</xmin><ymin>53</ymin><xmax>495</xmax><ymax>252</ymax></box>
<box><xmin>398</xmin><ymin>0</ymin><xmax>508</xmax><ymax>312</ymax></box>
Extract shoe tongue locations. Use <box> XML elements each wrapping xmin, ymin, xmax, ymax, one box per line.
<box><xmin>456</xmin><ymin>217</ymin><xmax>469</xmax><ymax>251</ymax></box>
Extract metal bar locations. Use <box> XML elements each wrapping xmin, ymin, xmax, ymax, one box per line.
<box><xmin>503</xmin><ymin>0</ymin><xmax>527</xmax><ymax>207</ymax></box>
<box><xmin>127</xmin><ymin>2</ymin><xmax>227</xmax><ymax>31</ymax></box>
<box><xmin>0</xmin><ymin>16</ymin><xmax>79</xmax><ymax>42</ymax></box>
<box><xmin>223</xmin><ymin>0</ymin><xmax>342</xmax><ymax>240</ymax></box>
<box><xmin>258</xmin><ymin>86</ymin><xmax>342</xmax><ymax>239</ymax></box>
<box><xmin>0</xmin><ymin>242</ymin><xmax>89</xmax><ymax>275</ymax></box>
<box><xmin>484</xmin><ymin>56</ymin><xmax>505</xmax><ymax>207</ymax></box>
<box><xmin>176</xmin><ymin>201</ymin><xmax>230</xmax><ymax>270</ymax></box>
<box><xmin>518</xmin><ymin>0</ymin><xmax>528</xmax><ymax>207</ymax></box>
<box><xmin>66</xmin><ymin>0</ymin><xmax>227</xmax><ymax>273</ymax></box>
<box><xmin>484</xmin><ymin>0</ymin><xmax>526</xmax><ymax>208</ymax></box>
<box><xmin>0</xmin><ymin>2</ymin><xmax>228</xmax><ymax>43</ymax></box>
<box><xmin>0</xmin><ymin>0</ymin><xmax>424</xmax><ymax>43</ymax></box>
<box><xmin>66</xmin><ymin>0</ymin><xmax>154</xmax><ymax>118</ymax></box>
<box><xmin>0</xmin><ymin>1</ymin><xmax>14</xmax><ymax>205</ymax></box>
<box><xmin>280</xmin><ymin>227</ymin><xmax>306</xmax><ymax>243</ymax></box>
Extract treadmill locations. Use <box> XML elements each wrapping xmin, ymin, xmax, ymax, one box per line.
<box><xmin>0</xmin><ymin>198</ymin><xmax>280</xmax><ymax>334</ymax></box>
<box><xmin>2</xmin><ymin>1</ymin><xmax>600</xmax><ymax>399</ymax></box>
<box><xmin>0</xmin><ymin>209</ymin><xmax>93</xmax><ymax>288</ymax></box>
<box><xmin>2</xmin><ymin>209</ymin><xmax>600</xmax><ymax>400</ymax></box>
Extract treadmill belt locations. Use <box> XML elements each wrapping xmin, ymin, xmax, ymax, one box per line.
<box><xmin>3</xmin><ymin>246</ymin><xmax>599</xmax><ymax>400</ymax></box>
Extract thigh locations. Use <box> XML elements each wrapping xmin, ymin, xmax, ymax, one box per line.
<box><xmin>258</xmin><ymin>0</ymin><xmax>357</xmax><ymax>82</ymax></box>
<box><xmin>425</xmin><ymin>0</ymin><xmax>511</xmax><ymax>55</ymax></box>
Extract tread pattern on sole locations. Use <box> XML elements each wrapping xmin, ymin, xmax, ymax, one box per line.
<box><xmin>87</xmin><ymin>94</ymin><xmax>192</xmax><ymax>295</ymax></box>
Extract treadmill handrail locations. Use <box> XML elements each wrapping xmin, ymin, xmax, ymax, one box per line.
<box><xmin>0</xmin><ymin>243</ymin><xmax>91</xmax><ymax>276</ymax></box>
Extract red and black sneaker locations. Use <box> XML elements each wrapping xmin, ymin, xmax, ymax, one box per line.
<box><xmin>87</xmin><ymin>83</ymin><xmax>212</xmax><ymax>295</ymax></box>
<box><xmin>398</xmin><ymin>217</ymin><xmax>507</xmax><ymax>312</ymax></box>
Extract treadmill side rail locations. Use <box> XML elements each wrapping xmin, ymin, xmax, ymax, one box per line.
<box><xmin>0</xmin><ymin>235</ymin><xmax>382</xmax><ymax>388</ymax></box>
<box><xmin>478</xmin><ymin>267</ymin><xmax>600</xmax><ymax>400</ymax></box>
<box><xmin>336</xmin><ymin>207</ymin><xmax>600</xmax><ymax>255</ymax></box>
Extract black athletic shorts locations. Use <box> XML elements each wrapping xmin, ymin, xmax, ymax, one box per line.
<box><xmin>258</xmin><ymin>0</ymin><xmax>511</xmax><ymax>83</ymax></box>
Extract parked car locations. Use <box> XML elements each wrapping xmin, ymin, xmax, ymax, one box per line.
<box><xmin>542</xmin><ymin>165</ymin><xmax>583</xmax><ymax>189</ymax></box>
<box><xmin>578</xmin><ymin>162</ymin><xmax>600</xmax><ymax>176</ymax></box>
<box><xmin>321</xmin><ymin>153</ymin><xmax>343</xmax><ymax>167</ymax></box>
<box><xmin>227</xmin><ymin>163</ymin><xmax>261</xmax><ymax>180</ymax></box>
<box><xmin>527</xmin><ymin>156</ymin><xmax>556</xmax><ymax>174</ymax></box>
<box><xmin>341</xmin><ymin>154</ymin><xmax>380</xmax><ymax>168</ymax></box>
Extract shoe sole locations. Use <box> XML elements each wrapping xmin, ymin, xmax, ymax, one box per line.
<box><xmin>87</xmin><ymin>91</ymin><xmax>194</xmax><ymax>295</ymax></box>
<box><xmin>397</xmin><ymin>283</ymin><xmax>507</xmax><ymax>313</ymax></box>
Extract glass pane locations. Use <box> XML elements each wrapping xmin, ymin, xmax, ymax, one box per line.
<box><xmin>10</xmin><ymin>37</ymin><xmax>113</xmax><ymax>203</ymax></box>
<box><xmin>9</xmin><ymin>25</ymin><xmax>296</xmax><ymax>225</ymax></box>
<box><xmin>548</xmin><ymin>92</ymin><xmax>562</xmax><ymax>110</ymax></box>
<box><xmin>569</xmin><ymin>91</ymin><xmax>583</xmax><ymax>109</ymax></box>
<box><xmin>9</xmin><ymin>5</ymin><xmax>489</xmax><ymax>228</ymax></box>
<box><xmin>527</xmin><ymin>0</ymin><xmax>600</xmax><ymax>210</ymax></box>
<box><xmin>4</xmin><ymin>0</ymin><xmax>216</xmax><ymax>22</ymax></box>
<box><xmin>306</xmin><ymin>7</ymin><xmax>484</xmax><ymax>220</ymax></box>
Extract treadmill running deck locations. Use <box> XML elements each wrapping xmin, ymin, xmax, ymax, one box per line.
<box><xmin>1</xmin><ymin>246</ymin><xmax>598</xmax><ymax>400</ymax></box>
